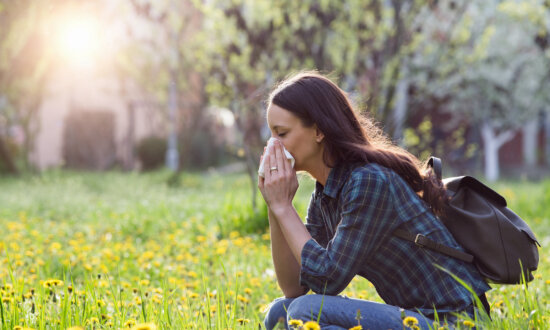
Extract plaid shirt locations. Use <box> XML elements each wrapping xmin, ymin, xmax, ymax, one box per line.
<box><xmin>300</xmin><ymin>162</ymin><xmax>491</xmax><ymax>316</ymax></box>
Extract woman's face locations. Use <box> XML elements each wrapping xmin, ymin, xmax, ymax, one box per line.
<box><xmin>266</xmin><ymin>104</ymin><xmax>323</xmax><ymax>172</ymax></box>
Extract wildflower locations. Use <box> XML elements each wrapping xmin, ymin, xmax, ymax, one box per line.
<box><xmin>86</xmin><ymin>317</ymin><xmax>99</xmax><ymax>325</ymax></box>
<box><xmin>124</xmin><ymin>319</ymin><xmax>137</xmax><ymax>328</ymax></box>
<box><xmin>67</xmin><ymin>327</ymin><xmax>84</xmax><ymax>330</ymax></box>
<box><xmin>131</xmin><ymin>323</ymin><xmax>157</xmax><ymax>330</ymax></box>
<box><xmin>152</xmin><ymin>295</ymin><xmax>162</xmax><ymax>304</ymax></box>
<box><xmin>303</xmin><ymin>320</ymin><xmax>321</xmax><ymax>330</ymax></box>
<box><xmin>288</xmin><ymin>319</ymin><xmax>304</xmax><ymax>328</ymax></box>
<box><xmin>349</xmin><ymin>326</ymin><xmax>363</xmax><ymax>330</ymax></box>
<box><xmin>403</xmin><ymin>316</ymin><xmax>419</xmax><ymax>327</ymax></box>
<box><xmin>237</xmin><ymin>318</ymin><xmax>250</xmax><ymax>325</ymax></box>
<box><xmin>463</xmin><ymin>320</ymin><xmax>475</xmax><ymax>328</ymax></box>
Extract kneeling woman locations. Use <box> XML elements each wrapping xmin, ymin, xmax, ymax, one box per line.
<box><xmin>258</xmin><ymin>72</ymin><xmax>490</xmax><ymax>329</ymax></box>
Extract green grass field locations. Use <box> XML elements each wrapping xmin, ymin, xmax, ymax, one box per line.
<box><xmin>0</xmin><ymin>170</ymin><xmax>548</xmax><ymax>329</ymax></box>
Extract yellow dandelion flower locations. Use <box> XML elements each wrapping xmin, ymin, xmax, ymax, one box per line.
<box><xmin>124</xmin><ymin>319</ymin><xmax>137</xmax><ymax>327</ymax></box>
<box><xmin>86</xmin><ymin>317</ymin><xmax>99</xmax><ymax>325</ymax></box>
<box><xmin>303</xmin><ymin>320</ymin><xmax>321</xmax><ymax>330</ymax></box>
<box><xmin>131</xmin><ymin>323</ymin><xmax>157</xmax><ymax>330</ymax></box>
<box><xmin>67</xmin><ymin>327</ymin><xmax>84</xmax><ymax>330</ymax></box>
<box><xmin>349</xmin><ymin>326</ymin><xmax>363</xmax><ymax>330</ymax></box>
<box><xmin>403</xmin><ymin>316</ymin><xmax>419</xmax><ymax>327</ymax></box>
<box><xmin>463</xmin><ymin>320</ymin><xmax>475</xmax><ymax>328</ymax></box>
<box><xmin>236</xmin><ymin>318</ymin><xmax>250</xmax><ymax>325</ymax></box>
<box><xmin>244</xmin><ymin>288</ymin><xmax>253</xmax><ymax>295</ymax></box>
<box><xmin>288</xmin><ymin>319</ymin><xmax>304</xmax><ymax>328</ymax></box>
<box><xmin>139</xmin><ymin>279</ymin><xmax>150</xmax><ymax>287</ymax></box>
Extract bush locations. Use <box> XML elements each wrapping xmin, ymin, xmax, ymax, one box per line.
<box><xmin>137</xmin><ymin>136</ymin><xmax>167</xmax><ymax>171</ymax></box>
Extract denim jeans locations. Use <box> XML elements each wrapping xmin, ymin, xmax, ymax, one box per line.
<box><xmin>264</xmin><ymin>295</ymin><xmax>446</xmax><ymax>330</ymax></box>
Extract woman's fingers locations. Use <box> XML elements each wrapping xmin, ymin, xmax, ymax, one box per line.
<box><xmin>274</xmin><ymin>140</ymin><xmax>285</xmax><ymax>175</ymax></box>
<box><xmin>268</xmin><ymin>149</ymin><xmax>277</xmax><ymax>180</ymax></box>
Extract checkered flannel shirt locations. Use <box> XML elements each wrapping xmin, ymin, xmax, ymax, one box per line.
<box><xmin>300</xmin><ymin>162</ymin><xmax>491</xmax><ymax>317</ymax></box>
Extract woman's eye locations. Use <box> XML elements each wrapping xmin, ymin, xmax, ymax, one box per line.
<box><xmin>278</xmin><ymin>133</ymin><xmax>286</xmax><ymax>137</ymax></box>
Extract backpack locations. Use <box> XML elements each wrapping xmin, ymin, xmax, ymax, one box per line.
<box><xmin>394</xmin><ymin>157</ymin><xmax>540</xmax><ymax>285</ymax></box>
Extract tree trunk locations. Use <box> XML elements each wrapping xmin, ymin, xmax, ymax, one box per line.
<box><xmin>233</xmin><ymin>102</ymin><xmax>264</xmax><ymax>214</ymax></box>
<box><xmin>392</xmin><ymin>61</ymin><xmax>409</xmax><ymax>144</ymax></box>
<box><xmin>545</xmin><ymin>110</ymin><xmax>550</xmax><ymax>166</ymax></box>
<box><xmin>481</xmin><ymin>121</ymin><xmax>515</xmax><ymax>182</ymax></box>
<box><xmin>0</xmin><ymin>136</ymin><xmax>18</xmax><ymax>174</ymax></box>
<box><xmin>522</xmin><ymin>118</ymin><xmax>537</xmax><ymax>167</ymax></box>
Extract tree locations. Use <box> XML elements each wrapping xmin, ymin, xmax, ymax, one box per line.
<box><xmin>120</xmin><ymin>0</ymin><xmax>206</xmax><ymax>171</ymax></box>
<box><xmin>0</xmin><ymin>0</ymin><xmax>54</xmax><ymax>173</ymax></box>
<box><xmin>192</xmin><ymin>0</ymin><xmax>434</xmax><ymax>211</ymax></box>
<box><xmin>410</xmin><ymin>0</ymin><xmax>550</xmax><ymax>181</ymax></box>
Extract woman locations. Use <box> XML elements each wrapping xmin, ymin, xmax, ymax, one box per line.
<box><xmin>258</xmin><ymin>72</ymin><xmax>490</xmax><ymax>330</ymax></box>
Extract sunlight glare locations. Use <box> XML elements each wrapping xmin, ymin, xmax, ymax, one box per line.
<box><xmin>56</xmin><ymin>17</ymin><xmax>100</xmax><ymax>68</ymax></box>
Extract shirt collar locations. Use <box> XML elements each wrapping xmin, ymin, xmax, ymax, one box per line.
<box><xmin>315</xmin><ymin>162</ymin><xmax>356</xmax><ymax>199</ymax></box>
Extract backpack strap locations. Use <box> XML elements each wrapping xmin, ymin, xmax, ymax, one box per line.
<box><xmin>428</xmin><ymin>156</ymin><xmax>442</xmax><ymax>181</ymax></box>
<box><xmin>393</xmin><ymin>228</ymin><xmax>474</xmax><ymax>263</ymax></box>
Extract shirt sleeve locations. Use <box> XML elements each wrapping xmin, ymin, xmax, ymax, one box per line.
<box><xmin>299</xmin><ymin>170</ymin><xmax>399</xmax><ymax>295</ymax></box>
<box><xmin>304</xmin><ymin>193</ymin><xmax>328</xmax><ymax>247</ymax></box>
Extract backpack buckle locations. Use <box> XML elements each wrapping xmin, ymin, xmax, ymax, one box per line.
<box><xmin>414</xmin><ymin>234</ymin><xmax>427</xmax><ymax>247</ymax></box>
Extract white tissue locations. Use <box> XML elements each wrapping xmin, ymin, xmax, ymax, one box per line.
<box><xmin>258</xmin><ymin>137</ymin><xmax>295</xmax><ymax>177</ymax></box>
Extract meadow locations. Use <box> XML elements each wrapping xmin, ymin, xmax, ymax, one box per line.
<box><xmin>0</xmin><ymin>169</ymin><xmax>549</xmax><ymax>329</ymax></box>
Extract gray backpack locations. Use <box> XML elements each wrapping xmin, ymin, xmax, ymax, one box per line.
<box><xmin>394</xmin><ymin>157</ymin><xmax>540</xmax><ymax>285</ymax></box>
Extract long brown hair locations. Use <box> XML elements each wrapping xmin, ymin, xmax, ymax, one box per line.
<box><xmin>268</xmin><ymin>71</ymin><xmax>448</xmax><ymax>216</ymax></box>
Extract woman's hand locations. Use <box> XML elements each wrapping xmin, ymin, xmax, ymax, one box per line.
<box><xmin>258</xmin><ymin>139</ymin><xmax>298</xmax><ymax>213</ymax></box>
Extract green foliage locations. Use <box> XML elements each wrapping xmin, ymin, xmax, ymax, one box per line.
<box><xmin>136</xmin><ymin>136</ymin><xmax>167</xmax><ymax>171</ymax></box>
<box><xmin>412</xmin><ymin>0</ymin><xmax>550</xmax><ymax>127</ymax></box>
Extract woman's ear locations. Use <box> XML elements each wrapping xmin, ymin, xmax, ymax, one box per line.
<box><xmin>314</xmin><ymin>125</ymin><xmax>324</xmax><ymax>143</ymax></box>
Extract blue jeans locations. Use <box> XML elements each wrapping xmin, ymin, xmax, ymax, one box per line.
<box><xmin>264</xmin><ymin>295</ymin><xmax>441</xmax><ymax>330</ymax></box>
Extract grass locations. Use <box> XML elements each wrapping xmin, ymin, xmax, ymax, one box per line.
<box><xmin>0</xmin><ymin>169</ymin><xmax>548</xmax><ymax>329</ymax></box>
